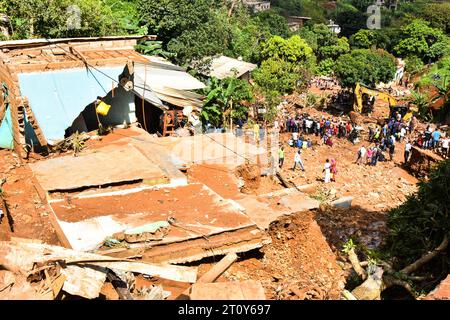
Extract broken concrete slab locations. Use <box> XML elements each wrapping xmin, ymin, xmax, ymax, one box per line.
<box><xmin>48</xmin><ymin>183</ymin><xmax>270</xmax><ymax>263</ymax></box>
<box><xmin>330</xmin><ymin>196</ymin><xmax>354</xmax><ymax>209</ymax></box>
<box><xmin>236</xmin><ymin>196</ymin><xmax>291</xmax><ymax>230</ymax></box>
<box><xmin>278</xmin><ymin>193</ymin><xmax>321</xmax><ymax>212</ymax></box>
<box><xmin>190</xmin><ymin>280</ymin><xmax>266</xmax><ymax>300</ymax></box>
<box><xmin>30</xmin><ymin>143</ymin><xmax>168</xmax><ymax>192</ymax></box>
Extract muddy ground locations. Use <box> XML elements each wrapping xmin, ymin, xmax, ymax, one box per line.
<box><xmin>0</xmin><ymin>98</ymin><xmax>426</xmax><ymax>299</ymax></box>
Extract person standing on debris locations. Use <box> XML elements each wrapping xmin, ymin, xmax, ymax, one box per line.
<box><xmin>404</xmin><ymin>140</ymin><xmax>412</xmax><ymax>164</ymax></box>
<box><xmin>356</xmin><ymin>145</ymin><xmax>367</xmax><ymax>165</ymax></box>
<box><xmin>371</xmin><ymin>145</ymin><xmax>379</xmax><ymax>166</ymax></box>
<box><xmin>431</xmin><ymin>129</ymin><xmax>441</xmax><ymax>149</ymax></box>
<box><xmin>441</xmin><ymin>136</ymin><xmax>449</xmax><ymax>158</ymax></box>
<box><xmin>323</xmin><ymin>159</ymin><xmax>331</xmax><ymax>183</ymax></box>
<box><xmin>292</xmin><ymin>131</ymin><xmax>299</xmax><ymax>148</ymax></box>
<box><xmin>389</xmin><ymin>141</ymin><xmax>395</xmax><ymax>161</ymax></box>
<box><xmin>330</xmin><ymin>158</ymin><xmax>338</xmax><ymax>182</ymax></box>
<box><xmin>278</xmin><ymin>146</ymin><xmax>285</xmax><ymax>168</ymax></box>
<box><xmin>292</xmin><ymin>150</ymin><xmax>305</xmax><ymax>172</ymax></box>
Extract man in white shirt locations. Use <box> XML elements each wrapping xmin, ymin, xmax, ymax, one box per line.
<box><xmin>404</xmin><ymin>140</ymin><xmax>412</xmax><ymax>163</ymax></box>
<box><xmin>292</xmin><ymin>150</ymin><xmax>305</xmax><ymax>171</ymax></box>
<box><xmin>442</xmin><ymin>137</ymin><xmax>449</xmax><ymax>159</ymax></box>
<box><xmin>356</xmin><ymin>145</ymin><xmax>366</xmax><ymax>165</ymax></box>
<box><xmin>292</xmin><ymin>131</ymin><xmax>298</xmax><ymax>147</ymax></box>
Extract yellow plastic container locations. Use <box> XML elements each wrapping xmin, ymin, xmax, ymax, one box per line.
<box><xmin>96</xmin><ymin>101</ymin><xmax>111</xmax><ymax>116</ymax></box>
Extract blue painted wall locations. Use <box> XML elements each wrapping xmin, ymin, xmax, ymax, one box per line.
<box><xmin>0</xmin><ymin>106</ymin><xmax>14</xmax><ymax>149</ymax></box>
<box><xmin>18</xmin><ymin>66</ymin><xmax>132</xmax><ymax>144</ymax></box>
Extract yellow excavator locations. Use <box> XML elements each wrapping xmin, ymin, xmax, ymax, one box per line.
<box><xmin>354</xmin><ymin>83</ymin><xmax>414</xmax><ymax>121</ymax></box>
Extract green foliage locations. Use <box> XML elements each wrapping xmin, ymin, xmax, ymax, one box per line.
<box><xmin>167</xmin><ymin>9</ymin><xmax>231</xmax><ymax>65</ymax></box>
<box><xmin>410</xmin><ymin>90</ymin><xmax>431</xmax><ymax>121</ymax></box>
<box><xmin>298</xmin><ymin>24</ymin><xmax>350</xmax><ymax>61</ymax></box>
<box><xmin>201</xmin><ymin>76</ymin><xmax>253</xmax><ymax>128</ymax></box>
<box><xmin>416</xmin><ymin>56</ymin><xmax>450</xmax><ymax>88</ymax></box>
<box><xmin>261</xmin><ymin>35</ymin><xmax>314</xmax><ymax>64</ymax></box>
<box><xmin>419</xmin><ymin>2</ymin><xmax>450</xmax><ymax>34</ymax></box>
<box><xmin>2</xmin><ymin>0</ymin><xmax>132</xmax><ymax>39</ymax></box>
<box><xmin>394</xmin><ymin>20</ymin><xmax>449</xmax><ymax>63</ymax></box>
<box><xmin>253</xmin><ymin>59</ymin><xmax>301</xmax><ymax>95</ymax></box>
<box><xmin>350</xmin><ymin>29</ymin><xmax>376</xmax><ymax>49</ymax></box>
<box><xmin>253</xmin><ymin>10</ymin><xmax>291</xmax><ymax>39</ymax></box>
<box><xmin>271</xmin><ymin>0</ymin><xmax>327</xmax><ymax>23</ymax></box>
<box><xmin>386</xmin><ymin>160</ymin><xmax>450</xmax><ymax>268</ymax></box>
<box><xmin>316</xmin><ymin>58</ymin><xmax>335</xmax><ymax>76</ymax></box>
<box><xmin>139</xmin><ymin>0</ymin><xmax>212</xmax><ymax>43</ymax></box>
<box><xmin>134</xmin><ymin>40</ymin><xmax>176</xmax><ymax>60</ymax></box>
<box><xmin>332</xmin><ymin>1</ymin><xmax>367</xmax><ymax>37</ymax></box>
<box><xmin>335</xmin><ymin>49</ymin><xmax>396</xmax><ymax>88</ymax></box>
<box><xmin>405</xmin><ymin>55</ymin><xmax>424</xmax><ymax>75</ymax></box>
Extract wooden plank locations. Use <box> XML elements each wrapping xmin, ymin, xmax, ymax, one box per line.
<box><xmin>176</xmin><ymin>253</ymin><xmax>238</xmax><ymax>300</ymax></box>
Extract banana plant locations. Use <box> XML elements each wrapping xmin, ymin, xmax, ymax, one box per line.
<box><xmin>201</xmin><ymin>75</ymin><xmax>253</xmax><ymax>129</ymax></box>
<box><xmin>135</xmin><ymin>40</ymin><xmax>176</xmax><ymax>60</ymax></box>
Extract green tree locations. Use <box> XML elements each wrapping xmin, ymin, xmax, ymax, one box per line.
<box><xmin>420</xmin><ymin>2</ymin><xmax>450</xmax><ymax>34</ymax></box>
<box><xmin>139</xmin><ymin>0</ymin><xmax>212</xmax><ymax>43</ymax></box>
<box><xmin>261</xmin><ymin>35</ymin><xmax>314</xmax><ymax>64</ymax></box>
<box><xmin>252</xmin><ymin>10</ymin><xmax>291</xmax><ymax>38</ymax></box>
<box><xmin>404</xmin><ymin>55</ymin><xmax>424</xmax><ymax>76</ymax></box>
<box><xmin>332</xmin><ymin>1</ymin><xmax>367</xmax><ymax>37</ymax></box>
<box><xmin>2</xmin><ymin>0</ymin><xmax>130</xmax><ymax>39</ymax></box>
<box><xmin>316</xmin><ymin>58</ymin><xmax>334</xmax><ymax>76</ymax></box>
<box><xmin>349</xmin><ymin>29</ymin><xmax>376</xmax><ymax>49</ymax></box>
<box><xmin>299</xmin><ymin>24</ymin><xmax>350</xmax><ymax>61</ymax></box>
<box><xmin>201</xmin><ymin>76</ymin><xmax>253</xmax><ymax>128</ymax></box>
<box><xmin>334</xmin><ymin>49</ymin><xmax>396</xmax><ymax>88</ymax></box>
<box><xmin>394</xmin><ymin>20</ymin><xmax>449</xmax><ymax>63</ymax></box>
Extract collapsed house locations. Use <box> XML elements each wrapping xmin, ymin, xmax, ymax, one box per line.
<box><xmin>0</xmin><ymin>36</ymin><xmax>205</xmax><ymax>158</ymax></box>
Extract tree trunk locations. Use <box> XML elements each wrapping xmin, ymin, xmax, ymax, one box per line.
<box><xmin>400</xmin><ymin>235</ymin><xmax>448</xmax><ymax>275</ymax></box>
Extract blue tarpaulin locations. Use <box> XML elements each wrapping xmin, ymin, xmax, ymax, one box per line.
<box><xmin>17</xmin><ymin>66</ymin><xmax>125</xmax><ymax>144</ymax></box>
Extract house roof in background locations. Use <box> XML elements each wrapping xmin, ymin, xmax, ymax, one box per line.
<box><xmin>203</xmin><ymin>55</ymin><xmax>257</xmax><ymax>79</ymax></box>
<box><xmin>0</xmin><ymin>36</ymin><xmax>152</xmax><ymax>73</ymax></box>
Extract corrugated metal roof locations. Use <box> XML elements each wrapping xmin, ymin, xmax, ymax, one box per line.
<box><xmin>134</xmin><ymin>62</ymin><xmax>205</xmax><ymax>91</ymax></box>
<box><xmin>0</xmin><ymin>35</ymin><xmax>156</xmax><ymax>50</ymax></box>
<box><xmin>203</xmin><ymin>55</ymin><xmax>257</xmax><ymax>80</ymax></box>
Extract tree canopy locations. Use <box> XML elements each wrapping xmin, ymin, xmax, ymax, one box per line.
<box><xmin>334</xmin><ymin>49</ymin><xmax>396</xmax><ymax>88</ymax></box>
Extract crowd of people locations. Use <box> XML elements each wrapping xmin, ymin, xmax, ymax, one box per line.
<box><xmin>282</xmin><ymin>113</ymin><xmax>361</xmax><ymax>148</ymax></box>
<box><xmin>276</xmin><ymin>110</ymin><xmax>442</xmax><ymax>183</ymax></box>
<box><xmin>412</xmin><ymin>125</ymin><xmax>449</xmax><ymax>159</ymax></box>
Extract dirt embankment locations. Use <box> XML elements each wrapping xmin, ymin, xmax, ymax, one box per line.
<box><xmin>407</xmin><ymin>146</ymin><xmax>444</xmax><ymax>178</ymax></box>
<box><xmin>0</xmin><ymin>150</ymin><xmax>60</xmax><ymax>245</ymax></box>
<box><xmin>218</xmin><ymin>211</ymin><xmax>346</xmax><ymax>300</ymax></box>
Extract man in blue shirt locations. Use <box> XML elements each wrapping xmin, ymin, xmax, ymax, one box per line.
<box><xmin>432</xmin><ymin>130</ymin><xmax>441</xmax><ymax>149</ymax></box>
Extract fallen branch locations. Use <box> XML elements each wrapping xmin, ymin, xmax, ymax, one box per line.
<box><xmin>400</xmin><ymin>235</ymin><xmax>448</xmax><ymax>275</ymax></box>
<box><xmin>342</xmin><ymin>290</ymin><xmax>357</xmax><ymax>300</ymax></box>
<box><xmin>175</xmin><ymin>252</ymin><xmax>238</xmax><ymax>300</ymax></box>
<box><xmin>383</xmin><ymin>275</ymin><xmax>416</xmax><ymax>298</ymax></box>
<box><xmin>348</xmin><ymin>248</ymin><xmax>367</xmax><ymax>280</ymax></box>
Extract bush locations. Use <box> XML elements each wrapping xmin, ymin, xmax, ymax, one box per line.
<box><xmin>385</xmin><ymin>160</ymin><xmax>450</xmax><ymax>268</ymax></box>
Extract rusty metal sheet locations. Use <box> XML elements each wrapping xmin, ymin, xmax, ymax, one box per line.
<box><xmin>29</xmin><ymin>144</ymin><xmax>167</xmax><ymax>191</ymax></box>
